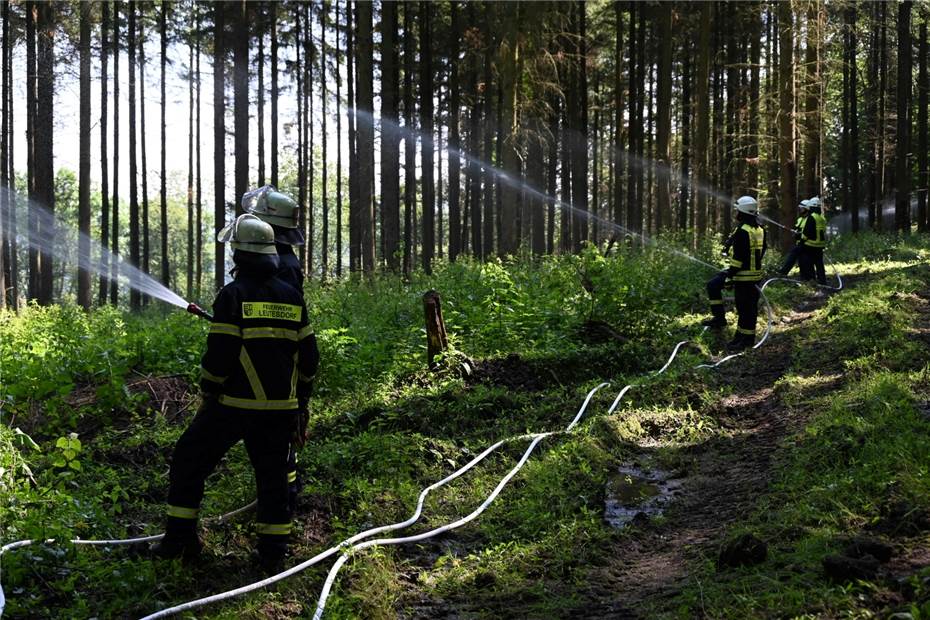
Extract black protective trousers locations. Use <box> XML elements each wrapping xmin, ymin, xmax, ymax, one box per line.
<box><xmin>167</xmin><ymin>403</ymin><xmax>295</xmax><ymax>552</ymax></box>
<box><xmin>733</xmin><ymin>282</ymin><xmax>761</xmax><ymax>336</ymax></box>
<box><xmin>799</xmin><ymin>246</ymin><xmax>826</xmax><ymax>284</ymax></box>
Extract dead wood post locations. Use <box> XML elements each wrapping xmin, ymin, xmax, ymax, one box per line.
<box><xmin>423</xmin><ymin>290</ymin><xmax>449</xmax><ymax>368</ymax></box>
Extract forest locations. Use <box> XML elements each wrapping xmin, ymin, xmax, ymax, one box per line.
<box><xmin>1</xmin><ymin>0</ymin><xmax>930</xmax><ymax>619</ymax></box>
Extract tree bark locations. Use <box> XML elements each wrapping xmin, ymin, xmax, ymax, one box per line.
<box><xmin>128</xmin><ymin>0</ymin><xmax>140</xmax><ymax>311</ymax></box>
<box><xmin>187</xmin><ymin>5</ymin><xmax>195</xmax><ymax>300</ymax></box>
<box><xmin>613</xmin><ymin>1</ymin><xmax>624</xmax><ymax>232</ymax></box>
<box><xmin>895</xmin><ymin>0</ymin><xmax>913</xmax><ymax>233</ymax></box>
<box><xmin>803</xmin><ymin>3</ymin><xmax>821</xmax><ymax>197</ymax></box>
<box><xmin>26</xmin><ymin>1</ymin><xmax>36</xmax><ymax>302</ymax></box>
<box><xmin>419</xmin><ymin>1</ymin><xmax>434</xmax><ymax>272</ymax></box>
<box><xmin>357</xmin><ymin>0</ymin><xmax>374</xmax><ymax>273</ymax></box>
<box><xmin>655</xmin><ymin>1</ymin><xmax>672</xmax><ymax>232</ymax></box>
<box><xmin>35</xmin><ymin>1</ymin><xmax>54</xmax><ymax>305</ymax></box>
<box><xmin>3</xmin><ymin>0</ymin><xmax>14</xmax><ymax>309</ymax></box>
<box><xmin>335</xmin><ymin>0</ymin><xmax>343</xmax><ymax>277</ymax></box>
<box><xmin>195</xmin><ymin>6</ymin><xmax>202</xmax><ymax>297</ymax></box>
<box><xmin>778</xmin><ymin>0</ymin><xmax>796</xmax><ymax>249</ymax></box>
<box><xmin>110</xmin><ymin>0</ymin><xmax>120</xmax><ymax>304</ymax></box>
<box><xmin>77</xmin><ymin>1</ymin><xmax>91</xmax><ymax>310</ymax></box>
<box><xmin>270</xmin><ymin>2</ymin><xmax>278</xmax><ymax>188</ymax></box>
<box><xmin>381</xmin><ymin>0</ymin><xmax>400</xmax><ymax>271</ymax></box>
<box><xmin>234</xmin><ymin>1</ymin><xmax>249</xmax><ymax>220</ymax></box>
<box><xmin>320</xmin><ymin>0</ymin><xmax>328</xmax><ymax>278</ymax></box>
<box><xmin>571</xmin><ymin>0</ymin><xmax>588</xmax><ymax>251</ymax></box>
<box><xmin>919</xmin><ymin>20</ymin><xmax>928</xmax><ymax>233</ymax></box>
<box><xmin>694</xmin><ymin>2</ymin><xmax>711</xmax><ymax>242</ymax></box>
<box><xmin>159</xmin><ymin>1</ymin><xmax>168</xmax><ymax>286</ymax></box>
<box><xmin>402</xmin><ymin>1</ymin><xmax>414</xmax><ymax>274</ymax></box>
<box><xmin>747</xmin><ymin>3</ymin><xmax>760</xmax><ymax>198</ymax></box>
<box><xmin>422</xmin><ymin>290</ymin><xmax>448</xmax><ymax>368</ymax></box>
<box><xmin>680</xmin><ymin>34</ymin><xmax>692</xmax><ymax>229</ymax></box>
<box><xmin>213</xmin><ymin>2</ymin><xmax>226</xmax><ymax>292</ymax></box>
<box><xmin>139</xmin><ymin>7</ymin><xmax>151</xmax><ymax>305</ymax></box>
<box><xmin>498</xmin><ymin>2</ymin><xmax>521</xmax><ymax>256</ymax></box>
<box><xmin>257</xmin><ymin>11</ymin><xmax>265</xmax><ymax>187</ymax></box>
<box><xmin>0</xmin><ymin>0</ymin><xmax>8</xmax><ymax>309</ymax></box>
<box><xmin>448</xmin><ymin>0</ymin><xmax>461</xmax><ymax>262</ymax></box>
<box><xmin>848</xmin><ymin>4</ymin><xmax>860</xmax><ymax>233</ymax></box>
<box><xmin>346</xmin><ymin>1</ymin><xmax>358</xmax><ymax>272</ymax></box>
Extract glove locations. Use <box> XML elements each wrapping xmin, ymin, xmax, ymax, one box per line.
<box><xmin>293</xmin><ymin>399</ymin><xmax>310</xmax><ymax>448</ymax></box>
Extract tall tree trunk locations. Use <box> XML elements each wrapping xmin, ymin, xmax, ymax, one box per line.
<box><xmin>257</xmin><ymin>13</ymin><xmax>265</xmax><ymax>187</ymax></box>
<box><xmin>847</xmin><ymin>4</ymin><xmax>860</xmax><ymax>233</ymax></box>
<box><xmin>304</xmin><ymin>3</ymin><xmax>313</xmax><ymax>272</ymax></box>
<box><xmin>195</xmin><ymin>6</ymin><xmax>202</xmax><ymax>297</ymax></box>
<box><xmin>803</xmin><ymin>3</ymin><xmax>821</xmax><ymax>197</ymax></box>
<box><xmin>381</xmin><ymin>0</ymin><xmax>400</xmax><ymax>271</ymax></box>
<box><xmin>895</xmin><ymin>0</ymin><xmax>913</xmax><ymax>233</ymax></box>
<box><xmin>0</xmin><ymin>0</ymin><xmax>8</xmax><ymax>309</ymax></box>
<box><xmin>77</xmin><ymin>1</ymin><xmax>91</xmax><ymax>310</ymax></box>
<box><xmin>482</xmin><ymin>9</ymin><xmax>495</xmax><ymax>258</ymax></box>
<box><xmin>747</xmin><ymin>3</ymin><xmax>760</xmax><ymax>198</ymax></box>
<box><xmin>35</xmin><ymin>1</ymin><xmax>54</xmax><ymax>305</ymax></box>
<box><xmin>465</xmin><ymin>2</ymin><xmax>481</xmax><ymax>258</ymax></box>
<box><xmin>129</xmin><ymin>0</ymin><xmax>140</xmax><ymax>311</ymax></box>
<box><xmin>270</xmin><ymin>2</ymin><xmax>278</xmax><ymax>187</ymax></box>
<box><xmin>694</xmin><ymin>2</ymin><xmax>711</xmax><ymax>242</ymax></box>
<box><xmin>498</xmin><ymin>2</ymin><xmax>521</xmax><ymax>256</ymax></box>
<box><xmin>878</xmin><ymin>0</ymin><xmax>887</xmax><ymax>229</ymax></box>
<box><xmin>3</xmin><ymin>0</ymin><xmax>15</xmax><ymax>309</ymax></box>
<box><xmin>866</xmin><ymin>1</ymin><xmax>879</xmax><ymax>229</ymax></box>
<box><xmin>626</xmin><ymin>2</ymin><xmax>639</xmax><ymax>237</ymax></box>
<box><xmin>335</xmin><ymin>0</ymin><xmax>343</xmax><ymax>277</ymax></box>
<box><xmin>295</xmin><ymin>5</ymin><xmax>305</xmax><ymax>270</ymax></box>
<box><xmin>160</xmin><ymin>1</ymin><xmax>169</xmax><ymax>285</ymax></box>
<box><xmin>139</xmin><ymin>6</ymin><xmax>151</xmax><ymax>306</ymax></box>
<box><xmin>547</xmin><ymin>94</ymin><xmax>559</xmax><ymax>253</ymax></box>
<box><xmin>448</xmin><ymin>0</ymin><xmax>461</xmax><ymax>262</ymax></box>
<box><xmin>680</xmin><ymin>35</ymin><xmax>692</xmax><ymax>229</ymax></box>
<box><xmin>234</xmin><ymin>1</ymin><xmax>249</xmax><ymax>219</ymax></box>
<box><xmin>213</xmin><ymin>2</ymin><xmax>226</xmax><ymax>292</ymax></box>
<box><xmin>613</xmin><ymin>1</ymin><xmax>624</xmax><ymax>232</ymax></box>
<box><xmin>347</xmin><ymin>1</ymin><xmax>358</xmax><ymax>271</ymax></box>
<box><xmin>26</xmin><ymin>1</ymin><xmax>36</xmax><ymax>302</ymax></box>
<box><xmin>919</xmin><ymin>20</ymin><xmax>928</xmax><ymax>233</ymax></box>
<box><xmin>572</xmin><ymin>0</ymin><xmax>589</xmax><ymax>250</ymax></box>
<box><xmin>186</xmin><ymin>5</ymin><xmax>195</xmax><ymax>300</ymax></box>
<box><xmin>655</xmin><ymin>1</ymin><xmax>672</xmax><ymax>232</ymax></box>
<box><xmin>320</xmin><ymin>0</ymin><xmax>328</xmax><ymax>278</ymax></box>
<box><xmin>777</xmin><ymin>0</ymin><xmax>796</xmax><ymax>248</ymax></box>
<box><xmin>110</xmin><ymin>0</ymin><xmax>120</xmax><ymax>304</ymax></box>
<box><xmin>358</xmin><ymin>0</ymin><xmax>375</xmax><ymax>272</ymax></box>
<box><xmin>402</xmin><ymin>2</ymin><xmax>414</xmax><ymax>274</ymax></box>
<box><xmin>419</xmin><ymin>1</ymin><xmax>434</xmax><ymax>272</ymax></box>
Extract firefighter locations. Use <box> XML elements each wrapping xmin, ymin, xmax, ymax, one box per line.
<box><xmin>798</xmin><ymin>196</ymin><xmax>827</xmax><ymax>285</ymax></box>
<box><xmin>155</xmin><ymin>213</ymin><xmax>319</xmax><ymax>571</ymax></box>
<box><xmin>242</xmin><ymin>186</ymin><xmax>305</xmax><ymax>513</ymax></box>
<box><xmin>779</xmin><ymin>199</ymin><xmax>811</xmax><ymax>276</ymax></box>
<box><xmin>702</xmin><ymin>195</ymin><xmax>768</xmax><ymax>351</ymax></box>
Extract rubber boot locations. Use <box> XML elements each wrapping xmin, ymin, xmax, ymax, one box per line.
<box><xmin>701</xmin><ymin>304</ymin><xmax>727</xmax><ymax>328</ymax></box>
<box><xmin>256</xmin><ymin>535</ymin><xmax>288</xmax><ymax>574</ymax></box>
<box><xmin>726</xmin><ymin>333</ymin><xmax>754</xmax><ymax>352</ymax></box>
<box><xmin>152</xmin><ymin>517</ymin><xmax>202</xmax><ymax>561</ymax></box>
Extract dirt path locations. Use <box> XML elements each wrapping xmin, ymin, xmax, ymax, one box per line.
<box><xmin>579</xmin><ymin>289</ymin><xmax>841</xmax><ymax>618</ymax></box>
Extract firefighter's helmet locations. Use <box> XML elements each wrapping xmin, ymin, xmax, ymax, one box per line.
<box><xmin>217</xmin><ymin>213</ymin><xmax>277</xmax><ymax>255</ymax></box>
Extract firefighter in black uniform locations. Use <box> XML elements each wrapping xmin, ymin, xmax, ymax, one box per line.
<box><xmin>702</xmin><ymin>195</ymin><xmax>768</xmax><ymax>351</ymax></box>
<box><xmin>155</xmin><ymin>214</ymin><xmax>319</xmax><ymax>571</ymax></box>
<box><xmin>242</xmin><ymin>186</ymin><xmax>305</xmax><ymax>513</ymax></box>
<box><xmin>798</xmin><ymin>196</ymin><xmax>827</xmax><ymax>285</ymax></box>
<box><xmin>779</xmin><ymin>199</ymin><xmax>810</xmax><ymax>276</ymax></box>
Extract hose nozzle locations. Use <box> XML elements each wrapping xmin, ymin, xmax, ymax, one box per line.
<box><xmin>186</xmin><ymin>303</ymin><xmax>213</xmax><ymax>321</ymax></box>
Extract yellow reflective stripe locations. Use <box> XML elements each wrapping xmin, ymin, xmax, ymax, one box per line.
<box><xmin>209</xmin><ymin>322</ymin><xmax>242</xmax><ymax>337</ymax></box>
<box><xmin>287</xmin><ymin>470</ymin><xmax>297</xmax><ymax>483</ymax></box>
<box><xmin>728</xmin><ymin>258</ymin><xmax>742</xmax><ymax>267</ymax></box>
<box><xmin>737</xmin><ymin>328</ymin><xmax>755</xmax><ymax>335</ymax></box>
<box><xmin>218</xmin><ymin>395</ymin><xmax>299</xmax><ymax>410</ymax></box>
<box><xmin>709</xmin><ymin>299</ymin><xmax>723</xmax><ymax>306</ymax></box>
<box><xmin>732</xmin><ymin>272</ymin><xmax>763</xmax><ymax>281</ymax></box>
<box><xmin>242</xmin><ymin>327</ymin><xmax>299</xmax><ymax>340</ymax></box>
<box><xmin>297</xmin><ymin>325</ymin><xmax>314</xmax><ymax>340</ymax></box>
<box><xmin>200</xmin><ymin>366</ymin><xmax>227</xmax><ymax>384</ymax></box>
<box><xmin>167</xmin><ymin>505</ymin><xmax>199</xmax><ymax>519</ymax></box>
<box><xmin>242</xmin><ymin>302</ymin><xmax>302</xmax><ymax>321</ymax></box>
<box><xmin>290</xmin><ymin>353</ymin><xmax>298</xmax><ymax>400</ymax></box>
<box><xmin>239</xmin><ymin>347</ymin><xmax>267</xmax><ymax>401</ymax></box>
<box><xmin>256</xmin><ymin>522</ymin><xmax>292</xmax><ymax>535</ymax></box>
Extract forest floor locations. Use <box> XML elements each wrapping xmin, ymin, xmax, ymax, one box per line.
<box><xmin>3</xmin><ymin>236</ymin><xmax>930</xmax><ymax>619</ymax></box>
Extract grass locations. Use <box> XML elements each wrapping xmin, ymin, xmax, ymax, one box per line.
<box><xmin>1</xmin><ymin>232</ymin><xmax>929</xmax><ymax>618</ymax></box>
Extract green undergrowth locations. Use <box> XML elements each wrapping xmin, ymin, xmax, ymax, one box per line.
<box><xmin>1</xmin><ymin>232</ymin><xmax>929</xmax><ymax>618</ymax></box>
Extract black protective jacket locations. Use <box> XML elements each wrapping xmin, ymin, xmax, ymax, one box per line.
<box><xmin>275</xmin><ymin>243</ymin><xmax>305</xmax><ymax>292</ymax></box>
<box><xmin>725</xmin><ymin>217</ymin><xmax>767</xmax><ymax>283</ymax></box>
<box><xmin>200</xmin><ymin>262</ymin><xmax>319</xmax><ymax>411</ymax></box>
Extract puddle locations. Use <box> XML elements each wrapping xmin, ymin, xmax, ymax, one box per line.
<box><xmin>604</xmin><ymin>465</ymin><xmax>683</xmax><ymax>528</ymax></box>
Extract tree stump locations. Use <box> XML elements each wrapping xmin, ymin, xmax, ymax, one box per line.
<box><xmin>423</xmin><ymin>290</ymin><xmax>449</xmax><ymax>368</ymax></box>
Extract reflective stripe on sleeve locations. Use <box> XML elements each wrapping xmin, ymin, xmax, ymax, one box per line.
<box><xmin>709</xmin><ymin>299</ymin><xmax>723</xmax><ymax>306</ymax></box>
<box><xmin>167</xmin><ymin>505</ymin><xmax>199</xmax><ymax>519</ymax></box>
<box><xmin>256</xmin><ymin>522</ymin><xmax>292</xmax><ymax>536</ymax></box>
<box><xmin>729</xmin><ymin>258</ymin><xmax>742</xmax><ymax>268</ymax></box>
<box><xmin>239</xmin><ymin>347</ymin><xmax>268</xmax><ymax>401</ymax></box>
<box><xmin>297</xmin><ymin>325</ymin><xmax>314</xmax><ymax>340</ymax></box>
<box><xmin>737</xmin><ymin>328</ymin><xmax>755</xmax><ymax>336</ymax></box>
<box><xmin>287</xmin><ymin>471</ymin><xmax>297</xmax><ymax>483</ymax></box>
<box><xmin>209</xmin><ymin>322</ymin><xmax>242</xmax><ymax>337</ymax></box>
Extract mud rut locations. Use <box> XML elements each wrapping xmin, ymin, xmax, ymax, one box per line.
<box><xmin>398</xmin><ymin>272</ymin><xmax>923</xmax><ymax>619</ymax></box>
